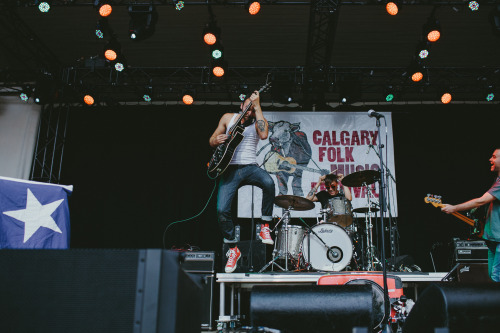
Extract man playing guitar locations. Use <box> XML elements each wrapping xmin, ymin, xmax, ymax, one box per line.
<box><xmin>441</xmin><ymin>148</ymin><xmax>500</xmax><ymax>282</ymax></box>
<box><xmin>209</xmin><ymin>91</ymin><xmax>276</xmax><ymax>273</ymax></box>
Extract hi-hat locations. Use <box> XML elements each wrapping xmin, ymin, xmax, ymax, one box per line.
<box><xmin>274</xmin><ymin>195</ymin><xmax>315</xmax><ymax>211</ymax></box>
<box><xmin>342</xmin><ymin>170</ymin><xmax>380</xmax><ymax>187</ymax></box>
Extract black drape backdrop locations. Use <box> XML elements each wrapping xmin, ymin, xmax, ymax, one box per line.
<box><xmin>60</xmin><ymin>103</ymin><xmax>499</xmax><ymax>272</ymax></box>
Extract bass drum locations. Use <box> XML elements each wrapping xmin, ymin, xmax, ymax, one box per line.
<box><xmin>301</xmin><ymin>223</ymin><xmax>353</xmax><ymax>272</ymax></box>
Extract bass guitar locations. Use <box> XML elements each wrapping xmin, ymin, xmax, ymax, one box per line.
<box><xmin>424</xmin><ymin>194</ymin><xmax>484</xmax><ymax>237</ymax></box>
<box><xmin>207</xmin><ymin>82</ymin><xmax>271</xmax><ymax>179</ymax></box>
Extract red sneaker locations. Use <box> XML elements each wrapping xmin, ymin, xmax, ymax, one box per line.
<box><xmin>225</xmin><ymin>246</ymin><xmax>241</xmax><ymax>273</ymax></box>
<box><xmin>259</xmin><ymin>224</ymin><xmax>274</xmax><ymax>245</ymax></box>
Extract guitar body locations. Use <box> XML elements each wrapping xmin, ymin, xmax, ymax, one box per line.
<box><xmin>207</xmin><ymin>128</ymin><xmax>244</xmax><ymax>179</ymax></box>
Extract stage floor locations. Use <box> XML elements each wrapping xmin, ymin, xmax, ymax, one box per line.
<box><xmin>215</xmin><ymin>271</ymin><xmax>448</xmax><ymax>326</ymax></box>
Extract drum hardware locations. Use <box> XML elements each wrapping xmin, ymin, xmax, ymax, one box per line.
<box><xmin>259</xmin><ymin>195</ymin><xmax>314</xmax><ymax>272</ymax></box>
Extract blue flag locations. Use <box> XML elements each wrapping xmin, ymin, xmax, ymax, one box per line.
<box><xmin>0</xmin><ymin>176</ymin><xmax>73</xmax><ymax>249</ymax></box>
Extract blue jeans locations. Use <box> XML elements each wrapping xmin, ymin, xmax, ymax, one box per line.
<box><xmin>486</xmin><ymin>240</ymin><xmax>500</xmax><ymax>282</ymax></box>
<box><xmin>217</xmin><ymin>164</ymin><xmax>275</xmax><ymax>241</ymax></box>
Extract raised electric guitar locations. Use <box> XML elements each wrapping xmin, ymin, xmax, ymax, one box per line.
<box><xmin>207</xmin><ymin>82</ymin><xmax>271</xmax><ymax>179</ymax></box>
<box><xmin>424</xmin><ymin>194</ymin><xmax>484</xmax><ymax>237</ymax></box>
<box><xmin>263</xmin><ymin>151</ymin><xmax>330</xmax><ymax>175</ymax></box>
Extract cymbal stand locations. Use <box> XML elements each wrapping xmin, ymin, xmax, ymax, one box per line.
<box><xmin>259</xmin><ymin>207</ymin><xmax>291</xmax><ymax>272</ymax></box>
<box><xmin>364</xmin><ymin>182</ymin><xmax>381</xmax><ymax>271</ymax></box>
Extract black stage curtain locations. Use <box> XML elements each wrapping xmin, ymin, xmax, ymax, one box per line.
<box><xmin>60</xmin><ymin>103</ymin><xmax>499</xmax><ymax>272</ymax></box>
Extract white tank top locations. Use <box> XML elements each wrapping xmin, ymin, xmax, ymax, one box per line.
<box><xmin>226</xmin><ymin>113</ymin><xmax>259</xmax><ymax>165</ymax></box>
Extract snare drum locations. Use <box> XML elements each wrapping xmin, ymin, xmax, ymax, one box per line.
<box><xmin>301</xmin><ymin>223</ymin><xmax>353</xmax><ymax>272</ymax></box>
<box><xmin>276</xmin><ymin>225</ymin><xmax>305</xmax><ymax>259</ymax></box>
<box><xmin>327</xmin><ymin>197</ymin><xmax>353</xmax><ymax>227</ymax></box>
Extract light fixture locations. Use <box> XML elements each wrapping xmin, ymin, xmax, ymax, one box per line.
<box><xmin>486</xmin><ymin>93</ymin><xmax>495</xmax><ymax>101</ymax></box>
<box><xmin>95</xmin><ymin>18</ymin><xmax>111</xmax><ymax>39</ymax></box>
<box><xmin>407</xmin><ymin>61</ymin><xmax>424</xmax><ymax>82</ymax></box>
<box><xmin>415</xmin><ymin>40</ymin><xmax>431</xmax><ymax>59</ymax></box>
<box><xmin>38</xmin><ymin>1</ymin><xmax>51</xmax><ymax>13</ymax></box>
<box><xmin>246</xmin><ymin>1</ymin><xmax>261</xmax><ymax>15</ymax></box>
<box><xmin>94</xmin><ymin>1</ymin><xmax>112</xmax><ymax>17</ymax></box>
<box><xmin>103</xmin><ymin>38</ymin><xmax>121</xmax><ymax>61</ymax></box>
<box><xmin>211</xmin><ymin>42</ymin><xmax>224</xmax><ymax>60</ymax></box>
<box><xmin>441</xmin><ymin>92</ymin><xmax>452</xmax><ymax>104</ymax></box>
<box><xmin>423</xmin><ymin>17</ymin><xmax>441</xmax><ymax>42</ymax></box>
<box><xmin>128</xmin><ymin>5</ymin><xmax>158</xmax><ymax>41</ymax></box>
<box><xmin>182</xmin><ymin>94</ymin><xmax>194</xmax><ymax>105</ymax></box>
<box><xmin>20</xmin><ymin>93</ymin><xmax>29</xmax><ymax>102</ymax></box>
<box><xmin>385</xmin><ymin>1</ymin><xmax>400</xmax><ymax>16</ymax></box>
<box><xmin>143</xmin><ymin>94</ymin><xmax>152</xmax><ymax>102</ymax></box>
<box><xmin>114</xmin><ymin>55</ymin><xmax>127</xmax><ymax>72</ymax></box>
<box><xmin>211</xmin><ymin>59</ymin><xmax>227</xmax><ymax>77</ymax></box>
<box><xmin>84</xmin><ymin>95</ymin><xmax>95</xmax><ymax>105</ymax></box>
<box><xmin>468</xmin><ymin>1</ymin><xmax>479</xmax><ymax>12</ymax></box>
<box><xmin>173</xmin><ymin>0</ymin><xmax>185</xmax><ymax>11</ymax></box>
<box><xmin>203</xmin><ymin>22</ymin><xmax>220</xmax><ymax>46</ymax></box>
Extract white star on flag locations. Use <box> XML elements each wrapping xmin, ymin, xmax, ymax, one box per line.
<box><xmin>3</xmin><ymin>188</ymin><xmax>64</xmax><ymax>243</ymax></box>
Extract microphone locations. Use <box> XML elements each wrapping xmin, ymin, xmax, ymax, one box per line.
<box><xmin>366</xmin><ymin>144</ymin><xmax>372</xmax><ymax>154</ymax></box>
<box><xmin>368</xmin><ymin>109</ymin><xmax>385</xmax><ymax>119</ymax></box>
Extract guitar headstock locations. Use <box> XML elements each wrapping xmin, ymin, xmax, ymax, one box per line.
<box><xmin>424</xmin><ymin>194</ymin><xmax>443</xmax><ymax>207</ymax></box>
<box><xmin>258</xmin><ymin>82</ymin><xmax>272</xmax><ymax>94</ymax></box>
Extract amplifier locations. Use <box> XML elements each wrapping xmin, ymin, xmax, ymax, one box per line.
<box><xmin>453</xmin><ymin>239</ymin><xmax>488</xmax><ymax>263</ymax></box>
<box><xmin>181</xmin><ymin>251</ymin><xmax>215</xmax><ymax>273</ymax></box>
<box><xmin>180</xmin><ymin>251</ymin><xmax>215</xmax><ymax>330</ymax></box>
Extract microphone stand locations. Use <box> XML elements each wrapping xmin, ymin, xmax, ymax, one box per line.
<box><xmin>370</xmin><ymin>145</ymin><xmax>398</xmax><ymax>271</ymax></box>
<box><xmin>372</xmin><ymin>115</ymin><xmax>392</xmax><ymax>333</ymax></box>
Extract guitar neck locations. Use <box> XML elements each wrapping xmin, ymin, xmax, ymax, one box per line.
<box><xmin>435</xmin><ymin>203</ymin><xmax>475</xmax><ymax>227</ymax></box>
<box><xmin>228</xmin><ymin>102</ymin><xmax>253</xmax><ymax>135</ymax></box>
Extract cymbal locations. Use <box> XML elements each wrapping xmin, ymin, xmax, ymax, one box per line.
<box><xmin>352</xmin><ymin>207</ymin><xmax>380</xmax><ymax>214</ymax></box>
<box><xmin>342</xmin><ymin>170</ymin><xmax>380</xmax><ymax>187</ymax></box>
<box><xmin>274</xmin><ymin>195</ymin><xmax>315</xmax><ymax>211</ymax></box>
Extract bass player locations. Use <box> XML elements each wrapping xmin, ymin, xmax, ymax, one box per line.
<box><xmin>441</xmin><ymin>148</ymin><xmax>500</xmax><ymax>282</ymax></box>
<box><xmin>209</xmin><ymin>90</ymin><xmax>276</xmax><ymax>273</ymax></box>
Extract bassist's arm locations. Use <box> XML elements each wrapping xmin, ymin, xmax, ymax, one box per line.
<box><xmin>441</xmin><ymin>192</ymin><xmax>495</xmax><ymax>214</ymax></box>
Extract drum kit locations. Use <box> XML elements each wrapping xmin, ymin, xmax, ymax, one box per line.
<box><xmin>260</xmin><ymin>169</ymin><xmax>382</xmax><ymax>273</ymax></box>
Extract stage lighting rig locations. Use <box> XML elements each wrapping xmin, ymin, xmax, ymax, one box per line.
<box><xmin>211</xmin><ymin>42</ymin><xmax>224</xmax><ymax>60</ymax></box>
<box><xmin>128</xmin><ymin>4</ymin><xmax>158</xmax><ymax>41</ymax></box>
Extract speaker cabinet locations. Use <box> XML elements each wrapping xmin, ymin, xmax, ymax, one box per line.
<box><xmin>0</xmin><ymin>249</ymin><xmax>202</xmax><ymax>333</ymax></box>
<box><xmin>403</xmin><ymin>283</ymin><xmax>500</xmax><ymax>333</ymax></box>
<box><xmin>443</xmin><ymin>263</ymin><xmax>492</xmax><ymax>282</ymax></box>
<box><xmin>251</xmin><ymin>285</ymin><xmax>373</xmax><ymax>333</ymax></box>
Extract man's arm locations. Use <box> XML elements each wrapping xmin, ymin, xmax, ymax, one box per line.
<box><xmin>209</xmin><ymin>113</ymin><xmax>231</xmax><ymax>148</ymax></box>
<box><xmin>337</xmin><ymin>174</ymin><xmax>352</xmax><ymax>201</ymax></box>
<box><xmin>306</xmin><ymin>175</ymin><xmax>325</xmax><ymax>202</ymax></box>
<box><xmin>441</xmin><ymin>192</ymin><xmax>496</xmax><ymax>214</ymax></box>
<box><xmin>250</xmin><ymin>91</ymin><xmax>269</xmax><ymax>140</ymax></box>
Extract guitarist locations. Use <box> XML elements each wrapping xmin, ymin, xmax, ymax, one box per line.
<box><xmin>441</xmin><ymin>148</ymin><xmax>500</xmax><ymax>282</ymax></box>
<box><xmin>209</xmin><ymin>90</ymin><xmax>276</xmax><ymax>273</ymax></box>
